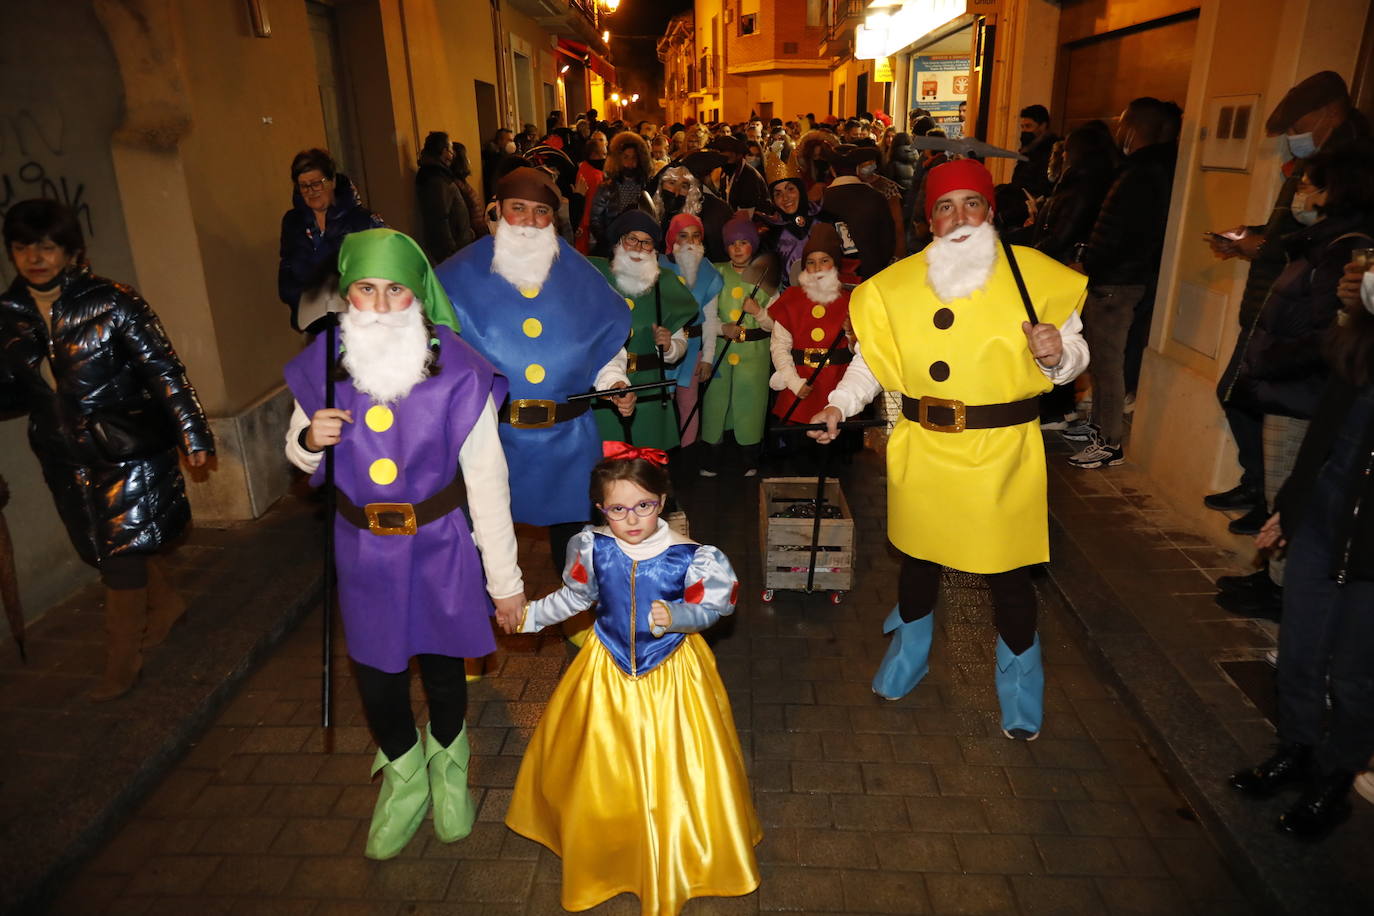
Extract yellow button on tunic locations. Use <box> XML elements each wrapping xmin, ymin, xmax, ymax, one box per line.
<box><xmin>849</xmin><ymin>246</ymin><xmax>1086</xmax><ymax>574</ymax></box>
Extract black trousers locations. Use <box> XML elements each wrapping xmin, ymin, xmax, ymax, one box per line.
<box><xmin>1277</xmin><ymin>473</ymin><xmax>1374</xmax><ymax>776</ymax></box>
<box><xmin>1216</xmin><ymin>341</ymin><xmax>1265</xmax><ymax>495</ymax></box>
<box><xmin>897</xmin><ymin>555</ymin><xmax>1038</xmax><ymax>654</ymax></box>
<box><xmin>353</xmin><ymin>654</ymin><xmax>468</xmax><ymax>761</ymax></box>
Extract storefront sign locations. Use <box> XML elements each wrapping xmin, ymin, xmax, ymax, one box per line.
<box><xmin>856</xmin><ymin>0</ymin><xmax>969</xmax><ymax>59</ymax></box>
<box><xmin>874</xmin><ymin>57</ymin><xmax>895</xmax><ymax>83</ymax></box>
<box><xmin>911</xmin><ymin>54</ymin><xmax>969</xmax><ymax>138</ymax></box>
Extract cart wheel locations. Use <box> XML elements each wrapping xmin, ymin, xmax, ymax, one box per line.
<box><xmin>760</xmin><ymin>588</ymin><xmax>775</xmax><ymax>603</ymax></box>
<box><xmin>829</xmin><ymin>591</ymin><xmax>845</xmax><ymax>605</ymax></box>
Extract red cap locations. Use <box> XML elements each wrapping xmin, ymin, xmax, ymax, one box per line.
<box><xmin>666</xmin><ymin>212</ymin><xmax>704</xmax><ymax>250</ymax></box>
<box><xmin>924</xmin><ymin>159</ymin><xmax>996</xmax><ymax>219</ymax></box>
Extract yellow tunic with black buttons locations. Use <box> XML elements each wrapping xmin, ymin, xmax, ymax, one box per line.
<box><xmin>849</xmin><ymin>246</ymin><xmax>1086</xmax><ymax>574</ymax></box>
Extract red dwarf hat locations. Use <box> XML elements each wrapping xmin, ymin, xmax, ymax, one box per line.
<box><xmin>666</xmin><ymin>212</ymin><xmax>704</xmax><ymax>250</ymax></box>
<box><xmin>924</xmin><ymin>158</ymin><xmax>996</xmax><ymax>219</ymax></box>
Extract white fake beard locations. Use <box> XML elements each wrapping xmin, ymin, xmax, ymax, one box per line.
<box><xmin>924</xmin><ymin>219</ymin><xmax>998</xmax><ymax>302</ymax></box>
<box><xmin>799</xmin><ymin>266</ymin><xmax>841</xmax><ymax>304</ymax></box>
<box><xmin>673</xmin><ymin>241</ymin><xmax>704</xmax><ymax>286</ymax></box>
<box><xmin>611</xmin><ymin>244</ymin><xmax>660</xmax><ymax>296</ymax></box>
<box><xmin>491</xmin><ymin>219</ymin><xmax>560</xmax><ymax>291</ymax></box>
<box><xmin>340</xmin><ymin>305</ymin><xmax>432</xmax><ymax>405</ymax></box>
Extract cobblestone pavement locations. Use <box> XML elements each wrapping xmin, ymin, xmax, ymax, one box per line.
<box><xmin>51</xmin><ymin>449</ymin><xmax>1253</xmax><ymax>915</ymax></box>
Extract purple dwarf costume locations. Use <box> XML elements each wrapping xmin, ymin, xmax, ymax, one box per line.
<box><xmin>284</xmin><ymin>325</ymin><xmax>507</xmax><ymax>672</ymax></box>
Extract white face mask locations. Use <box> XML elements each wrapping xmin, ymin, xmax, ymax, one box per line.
<box><xmin>1289</xmin><ymin>189</ymin><xmax>1321</xmax><ymax>226</ymax></box>
<box><xmin>857</xmin><ymin>163</ymin><xmax>877</xmax><ymax>179</ymax></box>
<box><xmin>1286</xmin><ymin>131</ymin><xmax>1317</xmax><ymax>160</ymax></box>
<box><xmin>1362</xmin><ymin>270</ymin><xmax>1374</xmax><ymax>316</ymax></box>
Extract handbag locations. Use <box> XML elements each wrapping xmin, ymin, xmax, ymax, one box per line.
<box><xmin>89</xmin><ymin>400</ymin><xmax>178</xmax><ymax>462</ymax></box>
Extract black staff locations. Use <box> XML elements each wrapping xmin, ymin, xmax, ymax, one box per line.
<box><xmin>567</xmin><ymin>379</ymin><xmax>679</xmax><ymax>401</ymax></box>
<box><xmin>321</xmin><ymin>317</ymin><xmax>337</xmax><ymax>730</ymax></box>
<box><xmin>778</xmin><ymin>326</ymin><xmax>849</xmax><ymax>427</ymax></box>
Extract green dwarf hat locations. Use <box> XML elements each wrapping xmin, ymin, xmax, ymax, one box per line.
<box><xmin>336</xmin><ymin>228</ymin><xmax>460</xmax><ymax>332</ymax></box>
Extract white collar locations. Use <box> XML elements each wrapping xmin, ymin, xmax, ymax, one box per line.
<box><xmin>829</xmin><ymin>175</ymin><xmax>863</xmax><ymax>188</ymax></box>
<box><xmin>594</xmin><ymin>518</ymin><xmax>697</xmax><ymax>560</ymax></box>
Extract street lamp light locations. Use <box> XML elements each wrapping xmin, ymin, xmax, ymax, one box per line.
<box><xmin>631</xmin><ymin>93</ymin><xmax>640</xmax><ymax>103</ymax></box>
<box><xmin>602</xmin><ymin>30</ymin><xmax>610</xmax><ymax>44</ymax></box>
<box><xmin>601</xmin><ymin>0</ymin><xmax>620</xmax><ymax>12</ymax></box>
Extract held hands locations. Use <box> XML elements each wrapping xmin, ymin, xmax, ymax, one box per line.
<box><xmin>1022</xmin><ymin>321</ymin><xmax>1063</xmax><ymax>368</ymax></box>
<box><xmin>721</xmin><ymin>322</ymin><xmax>742</xmax><ymax>340</ymax></box>
<box><xmin>606</xmin><ymin>380</ymin><xmax>636</xmax><ymax>417</ymax></box>
<box><xmin>652</xmin><ymin>324</ymin><xmax>672</xmax><ymax>350</ymax></box>
<box><xmin>695</xmin><ymin>360</ymin><xmax>712</xmax><ymax>382</ymax></box>
<box><xmin>808</xmin><ymin>405</ymin><xmax>844</xmax><ymax>443</ymax></box>
<box><xmin>307</xmin><ymin>408</ymin><xmax>353</xmax><ymax>450</ymax></box>
<box><xmin>1255</xmin><ymin>512</ymin><xmax>1285</xmax><ymax>551</ymax></box>
<box><xmin>493</xmin><ymin>593</ymin><xmax>527</xmax><ymax>634</ymax></box>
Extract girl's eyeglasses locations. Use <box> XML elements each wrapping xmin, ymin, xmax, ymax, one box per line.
<box><xmin>601</xmin><ymin>500</ymin><xmax>661</xmax><ymax>521</ymax></box>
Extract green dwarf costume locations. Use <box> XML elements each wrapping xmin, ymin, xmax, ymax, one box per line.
<box><xmin>700</xmin><ymin>261</ymin><xmax>777</xmax><ymax>447</ymax></box>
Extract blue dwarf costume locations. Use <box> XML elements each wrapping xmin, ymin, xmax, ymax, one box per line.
<box><xmin>505</xmin><ymin>520</ymin><xmax>761</xmax><ymax>915</ymax></box>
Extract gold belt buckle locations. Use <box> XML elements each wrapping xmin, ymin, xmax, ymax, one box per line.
<box><xmin>625</xmin><ymin>353</ymin><xmax>639</xmax><ymax>374</ymax></box>
<box><xmin>365</xmin><ymin>502</ymin><xmax>418</xmax><ymax>535</ymax></box>
<box><xmin>918</xmin><ymin>395</ymin><xmax>966</xmax><ymax>433</ymax></box>
<box><xmin>802</xmin><ymin>347</ymin><xmax>826</xmax><ymax>367</ymax></box>
<box><xmin>508</xmin><ymin>398</ymin><xmax>556</xmax><ymax>429</ymax></box>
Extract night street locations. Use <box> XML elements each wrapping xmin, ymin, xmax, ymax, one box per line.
<box><xmin>1</xmin><ymin>444</ymin><xmax>1357</xmax><ymax>914</ymax></box>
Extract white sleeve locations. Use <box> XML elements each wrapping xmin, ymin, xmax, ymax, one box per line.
<box><xmin>1037</xmin><ymin>309</ymin><xmax>1090</xmax><ymax>384</ymax></box>
<box><xmin>663</xmin><ymin>327</ymin><xmax>688</xmax><ymax>364</ymax></box>
<box><xmin>593</xmin><ymin>348</ymin><xmax>631</xmax><ymax>390</ymax></box>
<box><xmin>458</xmin><ymin>397</ymin><xmax>524</xmax><ymax>600</ymax></box>
<box><xmin>699</xmin><ymin>295</ymin><xmax>721</xmax><ymax>363</ymax></box>
<box><xmin>284</xmin><ymin>401</ymin><xmax>323</xmax><ymax>474</ymax></box>
<box><xmin>768</xmin><ymin>318</ymin><xmax>805</xmax><ymax>394</ymax></box>
<box><xmin>825</xmin><ymin>343</ymin><xmax>883</xmax><ymax>418</ymax></box>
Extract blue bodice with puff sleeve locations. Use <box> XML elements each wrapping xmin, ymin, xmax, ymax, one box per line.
<box><xmin>522</xmin><ymin>524</ymin><xmax>739</xmax><ymax>677</ymax></box>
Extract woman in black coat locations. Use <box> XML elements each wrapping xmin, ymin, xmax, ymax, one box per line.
<box><xmin>1229</xmin><ymin>241</ymin><xmax>1374</xmax><ymax>839</ymax></box>
<box><xmin>277</xmin><ymin>148</ymin><xmax>384</xmax><ymax>330</ymax></box>
<box><xmin>0</xmin><ymin>200</ymin><xmax>214</xmax><ymax>700</ymax></box>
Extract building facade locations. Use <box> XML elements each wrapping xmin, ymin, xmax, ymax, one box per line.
<box><xmin>0</xmin><ymin>0</ymin><xmax>612</xmax><ymax>618</ymax></box>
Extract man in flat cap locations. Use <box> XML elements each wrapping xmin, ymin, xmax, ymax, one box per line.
<box><xmin>707</xmin><ymin>135</ymin><xmax>771</xmax><ymax>215</ymax></box>
<box><xmin>811</xmin><ymin>158</ymin><xmax>1088</xmax><ymax>741</ymax></box>
<box><xmin>589</xmin><ymin>209</ymin><xmax>701</xmax><ymax>450</ymax></box>
<box><xmin>821</xmin><ymin>144</ymin><xmax>896</xmax><ymax>280</ymax></box>
<box><xmin>1205</xmin><ymin>72</ymin><xmax>1370</xmax><ymax>550</ymax></box>
<box><xmin>435</xmin><ymin>167</ymin><xmax>635</xmax><ymax>571</ymax></box>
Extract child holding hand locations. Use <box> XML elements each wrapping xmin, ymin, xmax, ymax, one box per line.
<box><xmin>498</xmin><ymin>442</ymin><xmax>761</xmax><ymax>916</ymax></box>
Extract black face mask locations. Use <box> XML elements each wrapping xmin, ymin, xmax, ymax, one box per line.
<box><xmin>663</xmin><ymin>191</ymin><xmax>685</xmax><ymax>209</ymax></box>
<box><xmin>27</xmin><ymin>270</ymin><xmax>66</xmax><ymax>292</ymax></box>
<box><xmin>1019</xmin><ymin>131</ymin><xmax>1036</xmax><ymax>148</ymax></box>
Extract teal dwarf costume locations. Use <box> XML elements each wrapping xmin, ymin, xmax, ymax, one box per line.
<box><xmin>589</xmin><ymin>258</ymin><xmax>700</xmax><ymax>449</ymax></box>
<box><xmin>701</xmin><ymin>261</ymin><xmax>776</xmax><ymax>447</ymax></box>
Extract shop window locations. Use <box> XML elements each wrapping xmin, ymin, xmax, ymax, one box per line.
<box><xmin>740</xmin><ymin>13</ymin><xmax>757</xmax><ymax>35</ymax></box>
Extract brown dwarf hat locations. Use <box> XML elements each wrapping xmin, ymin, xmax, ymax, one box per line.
<box><xmin>802</xmin><ymin>221</ymin><xmax>843</xmax><ymax>265</ymax></box>
<box><xmin>495</xmin><ymin>166</ymin><xmax>561</xmax><ymax>207</ymax></box>
<box><xmin>1265</xmin><ymin>71</ymin><xmax>1350</xmax><ymax>136</ymax></box>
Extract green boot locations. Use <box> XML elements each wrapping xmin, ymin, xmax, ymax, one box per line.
<box><xmin>425</xmin><ymin>722</ymin><xmax>477</xmax><ymax>843</ymax></box>
<box><xmin>365</xmin><ymin>735</ymin><xmax>430</xmax><ymax>860</ymax></box>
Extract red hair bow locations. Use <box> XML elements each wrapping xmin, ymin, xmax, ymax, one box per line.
<box><xmin>602</xmin><ymin>441</ymin><xmax>669</xmax><ymax>466</ymax></box>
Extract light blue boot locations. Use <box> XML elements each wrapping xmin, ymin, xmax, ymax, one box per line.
<box><xmin>872</xmin><ymin>606</ymin><xmax>934</xmax><ymax>700</ymax></box>
<box><xmin>995</xmin><ymin>634</ymin><xmax>1044</xmax><ymax>741</ymax></box>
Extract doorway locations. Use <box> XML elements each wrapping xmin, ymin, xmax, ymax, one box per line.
<box><xmin>306</xmin><ymin>1</ymin><xmax>364</xmax><ymax>181</ymax></box>
<box><xmin>513</xmin><ymin>51</ymin><xmax>536</xmax><ymax>131</ymax></box>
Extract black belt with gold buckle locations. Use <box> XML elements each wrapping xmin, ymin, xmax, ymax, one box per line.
<box><xmin>625</xmin><ymin>352</ymin><xmax>665</xmax><ymax>374</ymax></box>
<box><xmin>498</xmin><ymin>397</ymin><xmax>591</xmax><ymax>429</ymax></box>
<box><xmin>791</xmin><ymin>347</ymin><xmax>854</xmax><ymax>368</ymax></box>
<box><xmin>683</xmin><ymin>324</ymin><xmax>702</xmax><ymax>339</ymax></box>
<box><xmin>900</xmin><ymin>394</ymin><xmax>1039</xmax><ymax>433</ymax></box>
<box><xmin>336</xmin><ymin>475</ymin><xmax>468</xmax><ymax>536</ymax></box>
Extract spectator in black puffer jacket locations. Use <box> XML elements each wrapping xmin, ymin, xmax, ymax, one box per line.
<box><xmin>0</xmin><ymin>199</ymin><xmax>214</xmax><ymax>702</ymax></box>
<box><xmin>1063</xmin><ymin>98</ymin><xmax>1179</xmax><ymax>471</ymax></box>
<box><xmin>277</xmin><ymin>148</ymin><xmax>384</xmax><ymax>331</ymax></box>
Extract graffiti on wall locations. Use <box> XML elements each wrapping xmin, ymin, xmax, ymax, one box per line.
<box><xmin>0</xmin><ymin>108</ymin><xmax>95</xmax><ymax>237</ymax></box>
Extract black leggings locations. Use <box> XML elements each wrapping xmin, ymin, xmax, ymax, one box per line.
<box><xmin>353</xmin><ymin>654</ymin><xmax>468</xmax><ymax>760</ymax></box>
<box><xmin>897</xmin><ymin>555</ymin><xmax>1038</xmax><ymax>654</ymax></box>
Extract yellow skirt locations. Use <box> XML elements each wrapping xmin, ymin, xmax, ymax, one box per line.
<box><xmin>506</xmin><ymin>631</ymin><xmax>762</xmax><ymax>915</ymax></box>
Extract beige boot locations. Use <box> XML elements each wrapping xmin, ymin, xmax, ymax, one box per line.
<box><xmin>89</xmin><ymin>587</ymin><xmax>148</xmax><ymax>702</ymax></box>
<box><xmin>142</xmin><ymin>558</ymin><xmax>186</xmax><ymax>648</ymax></box>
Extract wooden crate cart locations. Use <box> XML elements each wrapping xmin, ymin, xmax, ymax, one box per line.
<box><xmin>759</xmin><ymin>477</ymin><xmax>855</xmax><ymax>604</ymax></box>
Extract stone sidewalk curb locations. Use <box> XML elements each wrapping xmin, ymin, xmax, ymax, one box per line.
<box><xmin>0</xmin><ymin>496</ymin><xmax>324</xmax><ymax>916</ymax></box>
<box><xmin>1043</xmin><ymin>514</ymin><xmax>1370</xmax><ymax>916</ymax></box>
